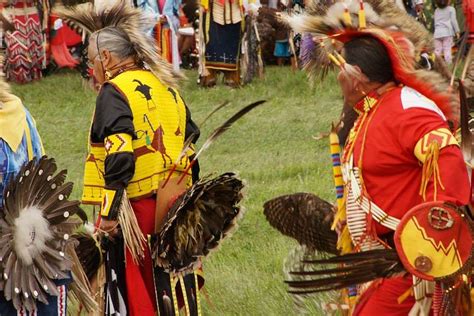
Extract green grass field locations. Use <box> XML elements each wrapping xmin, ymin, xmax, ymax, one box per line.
<box><xmin>11</xmin><ymin>67</ymin><xmax>342</xmax><ymax>315</ymax></box>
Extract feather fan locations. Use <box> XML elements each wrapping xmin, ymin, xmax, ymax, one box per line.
<box><xmin>263</xmin><ymin>193</ymin><xmax>338</xmax><ymax>255</ymax></box>
<box><xmin>0</xmin><ymin>156</ymin><xmax>90</xmax><ymax>312</ymax></box>
<box><xmin>151</xmin><ymin>173</ymin><xmax>245</xmax><ymax>273</ymax></box>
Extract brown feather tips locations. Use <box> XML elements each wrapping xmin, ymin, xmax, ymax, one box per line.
<box><xmin>263</xmin><ymin>193</ymin><xmax>338</xmax><ymax>255</ymax></box>
<box><xmin>151</xmin><ymin>173</ymin><xmax>245</xmax><ymax>273</ymax></box>
<box><xmin>285</xmin><ymin>249</ymin><xmax>404</xmax><ymax>294</ymax></box>
<box><xmin>0</xmin><ymin>156</ymin><xmax>88</xmax><ymax>312</ymax></box>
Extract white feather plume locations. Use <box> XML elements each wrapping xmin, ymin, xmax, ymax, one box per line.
<box><xmin>14</xmin><ymin>206</ymin><xmax>53</xmax><ymax>266</ymax></box>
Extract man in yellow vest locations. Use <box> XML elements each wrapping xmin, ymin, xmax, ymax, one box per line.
<box><xmin>59</xmin><ymin>2</ymin><xmax>202</xmax><ymax>315</ymax></box>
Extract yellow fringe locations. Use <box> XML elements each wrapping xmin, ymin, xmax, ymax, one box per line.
<box><xmin>397</xmin><ymin>286</ymin><xmax>413</xmax><ymax>304</ymax></box>
<box><xmin>194</xmin><ymin>272</ymin><xmax>202</xmax><ymax>316</ymax></box>
<box><xmin>179</xmin><ymin>275</ymin><xmax>190</xmax><ymax>315</ymax></box>
<box><xmin>337</xmin><ymin>225</ymin><xmax>353</xmax><ymax>254</ymax></box>
<box><xmin>419</xmin><ymin>141</ymin><xmax>445</xmax><ymax>201</ymax></box>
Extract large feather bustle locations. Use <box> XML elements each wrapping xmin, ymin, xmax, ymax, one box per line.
<box><xmin>54</xmin><ymin>2</ymin><xmax>183</xmax><ymax>89</ymax></box>
<box><xmin>0</xmin><ymin>156</ymin><xmax>89</xmax><ymax>312</ymax></box>
<box><xmin>263</xmin><ymin>193</ymin><xmax>338</xmax><ymax>255</ymax></box>
<box><xmin>152</xmin><ymin>173</ymin><xmax>245</xmax><ymax>273</ymax></box>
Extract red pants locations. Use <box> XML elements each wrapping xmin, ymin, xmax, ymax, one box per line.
<box><xmin>126</xmin><ymin>197</ymin><xmax>157</xmax><ymax>316</ymax></box>
<box><xmin>354</xmin><ymin>275</ymin><xmax>416</xmax><ymax>315</ymax></box>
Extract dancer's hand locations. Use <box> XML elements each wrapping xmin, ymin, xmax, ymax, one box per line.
<box><xmin>415</xmin><ymin>3</ymin><xmax>424</xmax><ymax>13</ymax></box>
<box><xmin>100</xmin><ymin>218</ymin><xmax>119</xmax><ymax>237</ymax></box>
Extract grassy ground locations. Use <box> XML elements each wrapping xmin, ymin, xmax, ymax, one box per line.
<box><xmin>11</xmin><ymin>66</ymin><xmax>342</xmax><ymax>315</ymax></box>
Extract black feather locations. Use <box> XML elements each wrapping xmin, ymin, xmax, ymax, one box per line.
<box><xmin>285</xmin><ymin>249</ymin><xmax>405</xmax><ymax>294</ymax></box>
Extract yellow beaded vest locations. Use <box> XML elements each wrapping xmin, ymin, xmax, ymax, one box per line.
<box><xmin>82</xmin><ymin>69</ymin><xmax>189</xmax><ymax>204</ymax></box>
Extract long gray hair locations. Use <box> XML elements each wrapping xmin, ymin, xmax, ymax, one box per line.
<box><xmin>56</xmin><ymin>2</ymin><xmax>183</xmax><ymax>88</ymax></box>
<box><xmin>89</xmin><ymin>27</ymin><xmax>136</xmax><ymax>60</ymax></box>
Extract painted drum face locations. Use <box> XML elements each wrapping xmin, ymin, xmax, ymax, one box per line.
<box><xmin>394</xmin><ymin>201</ymin><xmax>473</xmax><ymax>281</ymax></box>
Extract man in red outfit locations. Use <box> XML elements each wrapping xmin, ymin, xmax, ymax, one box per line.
<box><xmin>338</xmin><ymin>35</ymin><xmax>469</xmax><ymax>315</ymax></box>
<box><xmin>288</xmin><ymin>1</ymin><xmax>471</xmax><ymax>314</ymax></box>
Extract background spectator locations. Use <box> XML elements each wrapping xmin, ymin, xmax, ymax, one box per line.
<box><xmin>433</xmin><ymin>0</ymin><xmax>460</xmax><ymax>64</ymax></box>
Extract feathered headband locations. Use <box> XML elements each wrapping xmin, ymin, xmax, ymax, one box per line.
<box><xmin>289</xmin><ymin>0</ymin><xmax>457</xmax><ymax>123</ymax></box>
<box><xmin>55</xmin><ymin>2</ymin><xmax>182</xmax><ymax>89</ymax></box>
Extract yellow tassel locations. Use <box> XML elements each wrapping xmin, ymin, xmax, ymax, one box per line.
<box><xmin>343</xmin><ymin>6</ymin><xmax>352</xmax><ymax>26</ymax></box>
<box><xmin>328</xmin><ymin>53</ymin><xmax>342</xmax><ymax>67</ymax></box>
<box><xmin>419</xmin><ymin>141</ymin><xmax>445</xmax><ymax>201</ymax></box>
<box><xmin>334</xmin><ymin>51</ymin><xmax>347</xmax><ymax>65</ymax></box>
<box><xmin>397</xmin><ymin>286</ymin><xmax>413</xmax><ymax>304</ymax></box>
<box><xmin>358</xmin><ymin>1</ymin><xmax>366</xmax><ymax>29</ymax></box>
<box><xmin>329</xmin><ymin>129</ymin><xmax>353</xmax><ymax>254</ymax></box>
<box><xmin>337</xmin><ymin>225</ymin><xmax>353</xmax><ymax>254</ymax></box>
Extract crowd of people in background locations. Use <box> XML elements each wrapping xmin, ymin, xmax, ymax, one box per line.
<box><xmin>0</xmin><ymin>0</ymin><xmax>465</xmax><ymax>87</ymax></box>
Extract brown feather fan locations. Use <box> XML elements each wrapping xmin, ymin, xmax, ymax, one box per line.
<box><xmin>263</xmin><ymin>193</ymin><xmax>338</xmax><ymax>255</ymax></box>
<box><xmin>285</xmin><ymin>249</ymin><xmax>405</xmax><ymax>294</ymax></box>
<box><xmin>0</xmin><ymin>156</ymin><xmax>89</xmax><ymax>312</ymax></box>
<box><xmin>151</xmin><ymin>173</ymin><xmax>245</xmax><ymax>273</ymax></box>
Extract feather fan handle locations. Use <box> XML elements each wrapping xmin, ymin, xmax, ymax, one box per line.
<box><xmin>161</xmin><ymin>133</ymin><xmax>197</xmax><ymax>188</ymax></box>
<box><xmin>177</xmin><ymin>100</ymin><xmax>266</xmax><ymax>184</ymax></box>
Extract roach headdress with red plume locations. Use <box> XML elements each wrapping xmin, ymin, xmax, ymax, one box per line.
<box><xmin>288</xmin><ymin>0</ymin><xmax>458</xmax><ymax>124</ymax></box>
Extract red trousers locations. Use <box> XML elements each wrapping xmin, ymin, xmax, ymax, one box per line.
<box><xmin>126</xmin><ymin>197</ymin><xmax>157</xmax><ymax>316</ymax></box>
<box><xmin>354</xmin><ymin>275</ymin><xmax>416</xmax><ymax>315</ymax></box>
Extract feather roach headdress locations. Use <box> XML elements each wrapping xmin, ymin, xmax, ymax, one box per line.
<box><xmin>289</xmin><ymin>0</ymin><xmax>457</xmax><ymax>123</ymax></box>
<box><xmin>55</xmin><ymin>2</ymin><xmax>182</xmax><ymax>89</ymax></box>
<box><xmin>0</xmin><ymin>156</ymin><xmax>95</xmax><ymax>312</ymax></box>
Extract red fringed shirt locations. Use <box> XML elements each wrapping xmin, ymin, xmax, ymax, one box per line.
<box><xmin>350</xmin><ymin>85</ymin><xmax>470</xmax><ymax>236</ymax></box>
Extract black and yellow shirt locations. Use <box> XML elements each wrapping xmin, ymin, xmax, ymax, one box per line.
<box><xmin>82</xmin><ymin>69</ymin><xmax>199</xmax><ymax>219</ymax></box>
